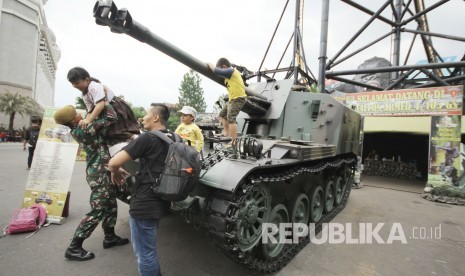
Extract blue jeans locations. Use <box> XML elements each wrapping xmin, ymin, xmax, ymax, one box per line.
<box><xmin>129</xmin><ymin>216</ymin><xmax>161</xmax><ymax>276</ymax></box>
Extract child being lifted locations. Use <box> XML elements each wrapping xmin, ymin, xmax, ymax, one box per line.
<box><xmin>67</xmin><ymin>67</ymin><xmax>140</xmax><ymax>144</ymax></box>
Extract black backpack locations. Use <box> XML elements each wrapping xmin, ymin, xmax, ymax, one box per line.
<box><xmin>29</xmin><ymin>128</ymin><xmax>40</xmax><ymax>147</ymax></box>
<box><xmin>149</xmin><ymin>130</ymin><xmax>202</xmax><ymax>202</ymax></box>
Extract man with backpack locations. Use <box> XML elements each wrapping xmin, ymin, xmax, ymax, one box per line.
<box><xmin>23</xmin><ymin>117</ymin><xmax>41</xmax><ymax>170</ymax></box>
<box><xmin>108</xmin><ymin>103</ymin><xmax>177</xmax><ymax>276</ymax></box>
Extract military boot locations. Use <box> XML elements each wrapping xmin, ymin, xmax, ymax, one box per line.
<box><xmin>103</xmin><ymin>227</ymin><xmax>129</xmax><ymax>249</ymax></box>
<box><xmin>65</xmin><ymin>237</ymin><xmax>95</xmax><ymax>261</ymax></box>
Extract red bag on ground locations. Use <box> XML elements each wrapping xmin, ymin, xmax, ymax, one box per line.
<box><xmin>5</xmin><ymin>204</ymin><xmax>47</xmax><ymax>236</ymax></box>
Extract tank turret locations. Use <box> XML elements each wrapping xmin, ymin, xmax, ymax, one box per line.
<box><xmin>95</xmin><ymin>1</ymin><xmax>362</xmax><ymax>273</ymax></box>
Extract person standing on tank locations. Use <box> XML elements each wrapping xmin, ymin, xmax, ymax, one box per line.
<box><xmin>54</xmin><ymin>105</ymin><xmax>129</xmax><ymax>261</ymax></box>
<box><xmin>208</xmin><ymin>58</ymin><xmax>247</xmax><ymax>144</ymax></box>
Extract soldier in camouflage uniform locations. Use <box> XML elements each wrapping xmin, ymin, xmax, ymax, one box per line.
<box><xmin>435</xmin><ymin>142</ymin><xmax>460</xmax><ymax>186</ymax></box>
<box><xmin>54</xmin><ymin>105</ymin><xmax>129</xmax><ymax>261</ymax></box>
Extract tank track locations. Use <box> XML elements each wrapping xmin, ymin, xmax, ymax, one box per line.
<box><xmin>206</xmin><ymin>156</ymin><xmax>355</xmax><ymax>274</ymax></box>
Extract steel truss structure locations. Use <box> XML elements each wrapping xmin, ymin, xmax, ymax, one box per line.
<box><xmin>319</xmin><ymin>0</ymin><xmax>465</xmax><ymax>92</ymax></box>
<box><xmin>247</xmin><ymin>0</ymin><xmax>464</xmax><ymax>93</ymax></box>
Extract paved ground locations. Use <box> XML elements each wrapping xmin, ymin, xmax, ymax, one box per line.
<box><xmin>1</xmin><ymin>142</ymin><xmax>464</xmax><ymax>276</ymax></box>
<box><xmin>362</xmin><ymin>175</ymin><xmax>426</xmax><ymax>194</ymax></box>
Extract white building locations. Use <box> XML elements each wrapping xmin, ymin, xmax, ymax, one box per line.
<box><xmin>0</xmin><ymin>0</ymin><xmax>60</xmax><ymax>130</ymax></box>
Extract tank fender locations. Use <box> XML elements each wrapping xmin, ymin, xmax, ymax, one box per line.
<box><xmin>199</xmin><ymin>159</ymin><xmax>260</xmax><ymax>192</ymax></box>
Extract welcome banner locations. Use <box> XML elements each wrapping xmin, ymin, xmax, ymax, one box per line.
<box><xmin>333</xmin><ymin>85</ymin><xmax>463</xmax><ymax>116</ymax></box>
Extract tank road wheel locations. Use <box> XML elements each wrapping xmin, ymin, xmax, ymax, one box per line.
<box><xmin>309</xmin><ymin>186</ymin><xmax>324</xmax><ymax>223</ymax></box>
<box><xmin>324</xmin><ymin>180</ymin><xmax>335</xmax><ymax>213</ymax></box>
<box><xmin>290</xmin><ymin>194</ymin><xmax>309</xmax><ymax>224</ymax></box>
<box><xmin>342</xmin><ymin>163</ymin><xmax>353</xmax><ymax>183</ymax></box>
<box><xmin>334</xmin><ymin>176</ymin><xmax>345</xmax><ymax>205</ymax></box>
<box><xmin>236</xmin><ymin>184</ymin><xmax>271</xmax><ymax>251</ymax></box>
<box><xmin>262</xmin><ymin>204</ymin><xmax>289</xmax><ymax>259</ymax></box>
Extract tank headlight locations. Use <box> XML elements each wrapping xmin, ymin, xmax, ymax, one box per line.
<box><xmin>289</xmin><ymin>149</ymin><xmax>299</xmax><ymax>159</ymax></box>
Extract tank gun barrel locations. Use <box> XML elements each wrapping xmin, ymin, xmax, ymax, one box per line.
<box><xmin>93</xmin><ymin>0</ymin><xmax>225</xmax><ymax>86</ymax></box>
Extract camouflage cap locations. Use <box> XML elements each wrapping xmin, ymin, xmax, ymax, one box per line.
<box><xmin>54</xmin><ymin>105</ymin><xmax>77</xmax><ymax>125</ymax></box>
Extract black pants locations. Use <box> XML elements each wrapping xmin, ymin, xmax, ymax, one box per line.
<box><xmin>28</xmin><ymin>146</ymin><xmax>35</xmax><ymax>168</ymax></box>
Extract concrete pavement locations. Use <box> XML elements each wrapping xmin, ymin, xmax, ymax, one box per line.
<box><xmin>1</xmin><ymin>142</ymin><xmax>464</xmax><ymax>276</ymax></box>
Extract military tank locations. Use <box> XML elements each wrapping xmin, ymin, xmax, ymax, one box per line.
<box><xmin>94</xmin><ymin>1</ymin><xmax>362</xmax><ymax>273</ymax></box>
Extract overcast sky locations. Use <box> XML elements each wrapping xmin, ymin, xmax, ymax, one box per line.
<box><xmin>44</xmin><ymin>0</ymin><xmax>465</xmax><ymax>111</ymax></box>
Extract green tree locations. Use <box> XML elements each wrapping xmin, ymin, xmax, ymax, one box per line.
<box><xmin>0</xmin><ymin>91</ymin><xmax>43</xmax><ymax>131</ymax></box>
<box><xmin>178</xmin><ymin>69</ymin><xmax>207</xmax><ymax>112</ymax></box>
<box><xmin>167</xmin><ymin>114</ymin><xmax>180</xmax><ymax>132</ymax></box>
<box><xmin>309</xmin><ymin>83</ymin><xmax>318</xmax><ymax>93</ymax></box>
<box><xmin>75</xmin><ymin>96</ymin><xmax>85</xmax><ymax>110</ymax></box>
<box><xmin>165</xmin><ymin>104</ymin><xmax>180</xmax><ymax>131</ymax></box>
<box><xmin>213</xmin><ymin>94</ymin><xmax>227</xmax><ymax>113</ymax></box>
<box><xmin>113</xmin><ymin>96</ymin><xmax>146</xmax><ymax>120</ymax></box>
<box><xmin>131</xmin><ymin>106</ymin><xmax>146</xmax><ymax>120</ymax></box>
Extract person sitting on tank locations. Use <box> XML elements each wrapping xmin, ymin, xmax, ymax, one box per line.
<box><xmin>208</xmin><ymin>58</ymin><xmax>247</xmax><ymax>145</ymax></box>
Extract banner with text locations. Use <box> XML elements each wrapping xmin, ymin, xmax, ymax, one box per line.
<box><xmin>332</xmin><ymin>85</ymin><xmax>463</xmax><ymax>116</ymax></box>
<box><xmin>22</xmin><ymin>108</ymin><xmax>78</xmax><ymax>224</ymax></box>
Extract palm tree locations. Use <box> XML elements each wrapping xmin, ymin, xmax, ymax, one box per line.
<box><xmin>0</xmin><ymin>91</ymin><xmax>43</xmax><ymax>131</ymax></box>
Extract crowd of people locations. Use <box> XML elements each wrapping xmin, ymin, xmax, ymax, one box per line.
<box><xmin>0</xmin><ymin>129</ymin><xmax>24</xmax><ymax>143</ymax></box>
<box><xmin>48</xmin><ymin>59</ymin><xmax>245</xmax><ymax>276</ymax></box>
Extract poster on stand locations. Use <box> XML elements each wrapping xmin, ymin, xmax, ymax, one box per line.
<box><xmin>22</xmin><ymin>108</ymin><xmax>78</xmax><ymax>224</ymax></box>
<box><xmin>428</xmin><ymin>115</ymin><xmax>462</xmax><ymax>187</ymax></box>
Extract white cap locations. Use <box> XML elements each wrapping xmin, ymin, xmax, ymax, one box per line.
<box><xmin>178</xmin><ymin>106</ymin><xmax>197</xmax><ymax>118</ymax></box>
